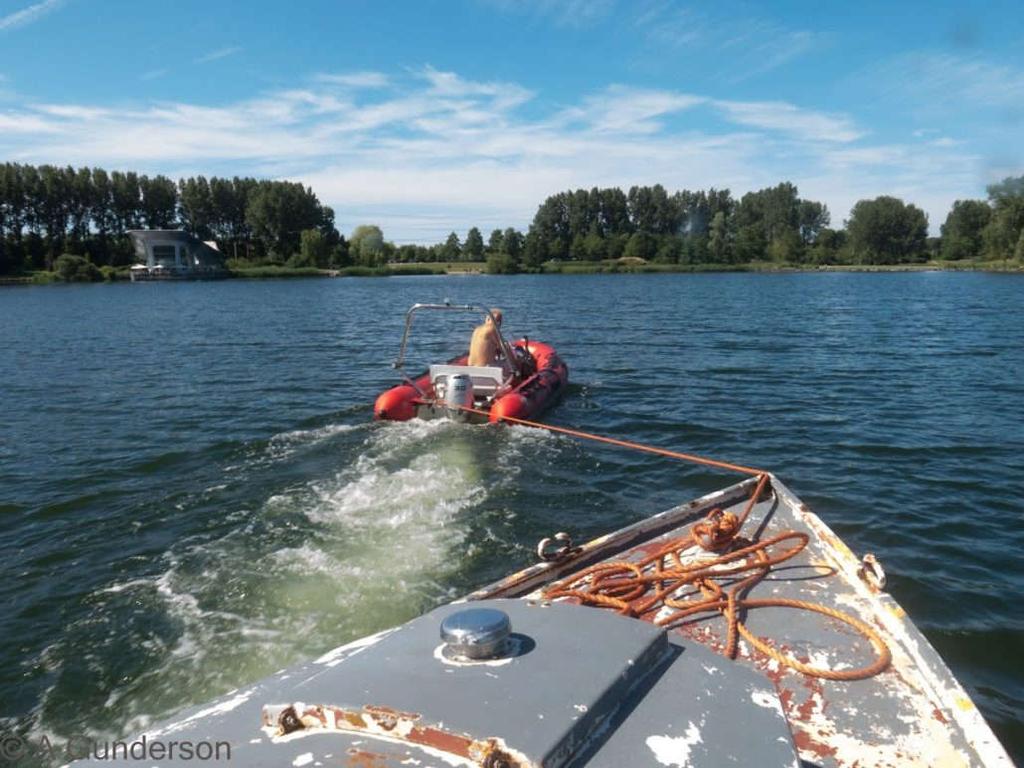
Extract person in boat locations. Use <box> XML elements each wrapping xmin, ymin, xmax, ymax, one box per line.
<box><xmin>468</xmin><ymin>309</ymin><xmax>506</xmax><ymax>368</ymax></box>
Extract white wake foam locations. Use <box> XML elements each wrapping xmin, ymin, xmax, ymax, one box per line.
<box><xmin>36</xmin><ymin>417</ymin><xmax>498</xmax><ymax>747</ymax></box>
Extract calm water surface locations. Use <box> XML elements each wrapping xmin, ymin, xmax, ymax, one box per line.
<box><xmin>1</xmin><ymin>273</ymin><xmax>1022</xmax><ymax>762</ymax></box>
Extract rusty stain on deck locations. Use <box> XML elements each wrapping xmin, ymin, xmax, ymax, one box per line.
<box><xmin>262</xmin><ymin>702</ymin><xmax>532</xmax><ymax>768</ymax></box>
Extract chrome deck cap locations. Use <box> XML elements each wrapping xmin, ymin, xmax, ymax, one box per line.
<box><xmin>440</xmin><ymin>608</ymin><xmax>511</xmax><ymax>660</ymax></box>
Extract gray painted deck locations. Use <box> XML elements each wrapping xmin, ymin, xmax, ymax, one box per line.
<box><xmin>70</xmin><ymin>476</ymin><xmax>1012</xmax><ymax>767</ymax></box>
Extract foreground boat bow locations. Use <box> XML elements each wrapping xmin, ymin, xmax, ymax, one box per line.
<box><xmin>73</xmin><ymin>475</ymin><xmax>1012</xmax><ymax>767</ymax></box>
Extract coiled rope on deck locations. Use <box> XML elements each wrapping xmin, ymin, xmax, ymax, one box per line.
<box><xmin>450</xmin><ymin>403</ymin><xmax>891</xmax><ymax>680</ymax></box>
<box><xmin>543</xmin><ymin>523</ymin><xmax>891</xmax><ymax>681</ymax></box>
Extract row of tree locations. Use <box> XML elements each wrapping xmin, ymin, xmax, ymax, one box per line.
<box><xmin>1</xmin><ymin>161</ymin><xmax>1022</xmax><ymax>276</ymax></box>
<box><xmin>427</xmin><ymin>177</ymin><xmax>1023</xmax><ymax>271</ymax></box>
<box><xmin>939</xmin><ymin>177</ymin><xmax>1024</xmax><ymax>262</ymax></box>
<box><xmin>519</xmin><ymin>183</ymin><xmax>833</xmax><ymax>267</ymax></box>
<box><xmin>0</xmin><ymin>164</ymin><xmax>345</xmax><ymax>273</ymax></box>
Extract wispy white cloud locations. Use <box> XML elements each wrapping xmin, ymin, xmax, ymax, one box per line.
<box><xmin>195</xmin><ymin>46</ymin><xmax>242</xmax><ymax>64</ymax></box>
<box><xmin>558</xmin><ymin>85</ymin><xmax>703</xmax><ymax>134</ymax></box>
<box><xmin>802</xmin><ymin>141</ymin><xmax>983</xmax><ymax>230</ymax></box>
<box><xmin>851</xmin><ymin>51</ymin><xmax>1024</xmax><ymax>183</ymax></box>
<box><xmin>871</xmin><ymin>51</ymin><xmax>1024</xmax><ymax>112</ymax></box>
<box><xmin>417</xmin><ymin>65</ymin><xmax>533</xmax><ymax>110</ymax></box>
<box><xmin>315</xmin><ymin>71</ymin><xmax>390</xmax><ymax>89</ymax></box>
<box><xmin>0</xmin><ymin>67</ymin><xmax>989</xmax><ymax>240</ymax></box>
<box><xmin>34</xmin><ymin>104</ymin><xmax>112</xmax><ymax>120</ymax></box>
<box><xmin>480</xmin><ymin>0</ymin><xmax>616</xmax><ymax>28</ymax></box>
<box><xmin>139</xmin><ymin>68</ymin><xmax>168</xmax><ymax>81</ymax></box>
<box><xmin>713</xmin><ymin>99</ymin><xmax>863</xmax><ymax>143</ymax></box>
<box><xmin>634</xmin><ymin>2</ymin><xmax>824</xmax><ymax>81</ymax></box>
<box><xmin>0</xmin><ymin>0</ymin><xmax>63</xmax><ymax>32</ymax></box>
<box><xmin>0</xmin><ymin>111</ymin><xmax>64</xmax><ymax>133</ymax></box>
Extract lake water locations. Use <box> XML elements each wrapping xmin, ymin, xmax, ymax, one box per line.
<box><xmin>1</xmin><ymin>272</ymin><xmax>1022</xmax><ymax>762</ymax></box>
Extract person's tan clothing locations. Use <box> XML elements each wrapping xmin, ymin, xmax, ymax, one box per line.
<box><xmin>468</xmin><ymin>321</ymin><xmax>501</xmax><ymax>366</ymax></box>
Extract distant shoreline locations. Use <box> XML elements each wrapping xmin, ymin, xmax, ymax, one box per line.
<box><xmin>3</xmin><ymin>258</ymin><xmax>1021</xmax><ymax>286</ymax></box>
<box><xmin>537</xmin><ymin>259</ymin><xmax>1023</xmax><ymax>275</ymax></box>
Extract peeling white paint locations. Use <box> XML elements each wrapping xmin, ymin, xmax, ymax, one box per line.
<box><xmin>775</xmin><ymin>479</ymin><xmax>1016</xmax><ymax>765</ymax></box>
<box><xmin>807</xmin><ymin>650</ymin><xmax>832</xmax><ymax>670</ymax></box>
<box><xmin>149</xmin><ymin>690</ymin><xmax>253</xmax><ymax>736</ymax></box>
<box><xmin>646</xmin><ymin>723</ymin><xmax>703</xmax><ymax>767</ymax></box>
<box><xmin>750</xmin><ymin>689</ymin><xmax>785</xmax><ymax>719</ymax></box>
<box><xmin>263</xmin><ymin>703</ymin><xmax>498</xmax><ymax>768</ymax></box>
<box><xmin>314</xmin><ymin>627</ymin><xmax>398</xmax><ymax>667</ymax></box>
<box><xmin>270</xmin><ymin>726</ymin><xmax>476</xmax><ymax>767</ymax></box>
<box><xmin>654</xmin><ymin>605</ymin><xmax>676</xmax><ymax>624</ymax></box>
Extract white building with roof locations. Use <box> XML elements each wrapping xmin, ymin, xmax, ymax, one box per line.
<box><xmin>127</xmin><ymin>230</ymin><xmax>226</xmax><ymax>281</ymax></box>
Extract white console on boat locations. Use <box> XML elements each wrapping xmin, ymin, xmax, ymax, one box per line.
<box><xmin>430</xmin><ymin>364</ymin><xmax>505</xmax><ymax>398</ymax></box>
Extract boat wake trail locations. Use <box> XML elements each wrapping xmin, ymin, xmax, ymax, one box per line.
<box><xmin>265</xmin><ymin>418</ymin><xmax>486</xmax><ymax>629</ymax></box>
<box><xmin>21</xmin><ymin>417</ymin><xmax>494</xmax><ymax>750</ymax></box>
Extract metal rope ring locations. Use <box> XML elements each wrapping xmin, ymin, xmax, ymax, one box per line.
<box><xmin>537</xmin><ymin>531</ymin><xmax>581</xmax><ymax>562</ymax></box>
<box><xmin>859</xmin><ymin>553</ymin><xmax>887</xmax><ymax>590</ymax></box>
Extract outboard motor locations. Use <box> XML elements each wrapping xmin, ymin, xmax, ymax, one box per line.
<box><xmin>444</xmin><ymin>372</ymin><xmax>475</xmax><ymax>418</ymax></box>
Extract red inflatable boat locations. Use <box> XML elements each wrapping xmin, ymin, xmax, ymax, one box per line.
<box><xmin>374</xmin><ymin>303</ymin><xmax>568</xmax><ymax>424</ymax></box>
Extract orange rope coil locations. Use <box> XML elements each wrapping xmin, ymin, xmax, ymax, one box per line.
<box><xmin>444</xmin><ymin>403</ymin><xmax>891</xmax><ymax>680</ymax></box>
<box><xmin>543</xmin><ymin>477</ymin><xmax>890</xmax><ymax>680</ymax></box>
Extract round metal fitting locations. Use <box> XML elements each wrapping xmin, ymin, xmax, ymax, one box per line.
<box><xmin>859</xmin><ymin>553</ymin><xmax>887</xmax><ymax>591</ymax></box>
<box><xmin>440</xmin><ymin>608</ymin><xmax>511</xmax><ymax>660</ymax></box>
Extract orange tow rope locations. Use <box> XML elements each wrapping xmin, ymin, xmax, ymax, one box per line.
<box><xmin>450</xmin><ymin>403</ymin><xmax>891</xmax><ymax>680</ymax></box>
<box><xmin>452</xmin><ymin>406</ymin><xmax>766</xmax><ymax>476</ymax></box>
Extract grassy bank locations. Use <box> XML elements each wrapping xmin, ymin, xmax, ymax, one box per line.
<box><xmin>813</xmin><ymin>258</ymin><xmax>1024</xmax><ymax>272</ymax></box>
<box><xmin>1</xmin><ymin>268</ymin><xmax>128</xmax><ymax>285</ymax></box>
<box><xmin>228</xmin><ymin>262</ymin><xmax>486</xmax><ymax>279</ymax></box>
<box><xmin>387</xmin><ymin>261</ymin><xmax>485</xmax><ymax>274</ymax></box>
<box><xmin>539</xmin><ymin>258</ymin><xmax>1024</xmax><ymax>274</ymax></box>
<box><xmin>4</xmin><ymin>258</ymin><xmax>1020</xmax><ymax>286</ymax></box>
<box><xmin>542</xmin><ymin>259</ymin><xmax>746</xmax><ymax>274</ymax></box>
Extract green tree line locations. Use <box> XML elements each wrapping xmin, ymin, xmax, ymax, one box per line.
<box><xmin>413</xmin><ymin>177</ymin><xmax>1023</xmax><ymax>273</ymax></box>
<box><xmin>0</xmin><ymin>163</ymin><xmax>347</xmax><ymax>274</ymax></box>
<box><xmin>2</xmin><ymin>161</ymin><xmax>1022</xmax><ymax>276</ymax></box>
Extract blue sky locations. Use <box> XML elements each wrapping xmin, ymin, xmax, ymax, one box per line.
<box><xmin>2</xmin><ymin>0</ymin><xmax>1023</xmax><ymax>241</ymax></box>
